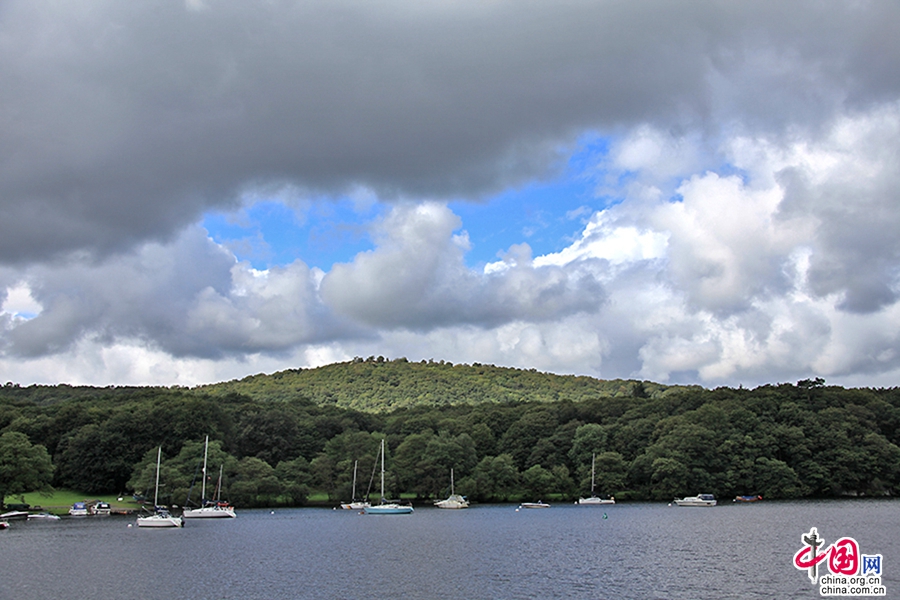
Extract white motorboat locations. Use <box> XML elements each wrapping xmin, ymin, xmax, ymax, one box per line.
<box><xmin>183</xmin><ymin>437</ymin><xmax>236</xmax><ymax>519</ymax></box>
<box><xmin>90</xmin><ymin>501</ymin><xmax>111</xmax><ymax>515</ymax></box>
<box><xmin>577</xmin><ymin>453</ymin><xmax>615</xmax><ymax>505</ymax></box>
<box><xmin>673</xmin><ymin>493</ymin><xmax>717</xmax><ymax>507</ymax></box>
<box><xmin>364</xmin><ymin>439</ymin><xmax>414</xmax><ymax>515</ymax></box>
<box><xmin>519</xmin><ymin>501</ymin><xmax>551</xmax><ymax>508</ymax></box>
<box><xmin>27</xmin><ymin>512</ymin><xmax>61</xmax><ymax>520</ymax></box>
<box><xmin>137</xmin><ymin>447</ymin><xmax>184</xmax><ymax>528</ymax></box>
<box><xmin>434</xmin><ymin>468</ymin><xmax>468</xmax><ymax>509</ymax></box>
<box><xmin>68</xmin><ymin>503</ymin><xmax>89</xmax><ymax>516</ymax></box>
<box><xmin>0</xmin><ymin>510</ymin><xmax>30</xmax><ymax>520</ymax></box>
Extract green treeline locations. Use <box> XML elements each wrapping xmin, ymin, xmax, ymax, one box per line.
<box><xmin>1</xmin><ymin>363</ymin><xmax>899</xmax><ymax>507</ymax></box>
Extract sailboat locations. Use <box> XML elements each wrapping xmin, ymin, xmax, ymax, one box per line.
<box><xmin>183</xmin><ymin>436</ymin><xmax>236</xmax><ymax>518</ymax></box>
<box><xmin>434</xmin><ymin>468</ymin><xmax>468</xmax><ymax>509</ymax></box>
<box><xmin>577</xmin><ymin>453</ymin><xmax>615</xmax><ymax>505</ymax></box>
<box><xmin>136</xmin><ymin>447</ymin><xmax>184</xmax><ymax>528</ymax></box>
<box><xmin>340</xmin><ymin>460</ymin><xmax>370</xmax><ymax>510</ymax></box>
<box><xmin>364</xmin><ymin>439</ymin><xmax>414</xmax><ymax>514</ymax></box>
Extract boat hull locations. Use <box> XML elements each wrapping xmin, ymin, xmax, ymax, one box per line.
<box><xmin>136</xmin><ymin>514</ymin><xmax>184</xmax><ymax>527</ymax></box>
<box><xmin>434</xmin><ymin>494</ymin><xmax>468</xmax><ymax>509</ymax></box>
<box><xmin>674</xmin><ymin>494</ymin><xmax>717</xmax><ymax>507</ymax></box>
<box><xmin>364</xmin><ymin>504</ymin><xmax>414</xmax><ymax>514</ymax></box>
<box><xmin>340</xmin><ymin>501</ymin><xmax>370</xmax><ymax>510</ymax></box>
<box><xmin>182</xmin><ymin>506</ymin><xmax>236</xmax><ymax>518</ymax></box>
<box><xmin>519</xmin><ymin>502</ymin><xmax>550</xmax><ymax>508</ymax></box>
<box><xmin>577</xmin><ymin>497</ymin><xmax>615</xmax><ymax>505</ymax></box>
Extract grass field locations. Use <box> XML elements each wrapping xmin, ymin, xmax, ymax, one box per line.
<box><xmin>11</xmin><ymin>490</ymin><xmax>143</xmax><ymax>515</ymax></box>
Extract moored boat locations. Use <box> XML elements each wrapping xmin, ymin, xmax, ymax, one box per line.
<box><xmin>183</xmin><ymin>437</ymin><xmax>236</xmax><ymax>519</ymax></box>
<box><xmin>68</xmin><ymin>502</ymin><xmax>89</xmax><ymax>516</ymax></box>
<box><xmin>434</xmin><ymin>468</ymin><xmax>468</xmax><ymax>509</ymax></box>
<box><xmin>27</xmin><ymin>512</ymin><xmax>61</xmax><ymax>520</ymax></box>
<box><xmin>577</xmin><ymin>453</ymin><xmax>615</xmax><ymax>505</ymax></box>
<box><xmin>90</xmin><ymin>501</ymin><xmax>111</xmax><ymax>515</ymax></box>
<box><xmin>734</xmin><ymin>495</ymin><xmax>763</xmax><ymax>502</ymax></box>
<box><xmin>0</xmin><ymin>510</ymin><xmax>30</xmax><ymax>520</ymax></box>
<box><xmin>519</xmin><ymin>501</ymin><xmax>551</xmax><ymax>509</ymax></box>
<box><xmin>673</xmin><ymin>493</ymin><xmax>717</xmax><ymax>507</ymax></box>
<box><xmin>340</xmin><ymin>459</ymin><xmax>370</xmax><ymax>510</ymax></box>
<box><xmin>136</xmin><ymin>447</ymin><xmax>184</xmax><ymax>528</ymax></box>
<box><xmin>364</xmin><ymin>439</ymin><xmax>414</xmax><ymax>515</ymax></box>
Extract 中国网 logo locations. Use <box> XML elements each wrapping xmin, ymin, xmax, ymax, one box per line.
<box><xmin>793</xmin><ymin>527</ymin><xmax>885</xmax><ymax>597</ymax></box>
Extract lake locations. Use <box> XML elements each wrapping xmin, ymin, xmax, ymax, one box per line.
<box><xmin>0</xmin><ymin>499</ymin><xmax>895</xmax><ymax>599</ymax></box>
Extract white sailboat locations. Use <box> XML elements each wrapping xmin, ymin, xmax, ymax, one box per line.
<box><xmin>183</xmin><ymin>436</ymin><xmax>236</xmax><ymax>519</ymax></box>
<box><xmin>340</xmin><ymin>460</ymin><xmax>370</xmax><ymax>510</ymax></box>
<box><xmin>434</xmin><ymin>468</ymin><xmax>468</xmax><ymax>509</ymax></box>
<box><xmin>364</xmin><ymin>439</ymin><xmax>414</xmax><ymax>515</ymax></box>
<box><xmin>577</xmin><ymin>453</ymin><xmax>615</xmax><ymax>505</ymax></box>
<box><xmin>136</xmin><ymin>447</ymin><xmax>184</xmax><ymax>528</ymax></box>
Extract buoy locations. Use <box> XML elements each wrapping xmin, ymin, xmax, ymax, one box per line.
<box><xmin>602</xmin><ymin>513</ymin><xmax>608</xmax><ymax>519</ymax></box>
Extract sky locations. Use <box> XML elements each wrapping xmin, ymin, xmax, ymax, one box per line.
<box><xmin>2</xmin><ymin>0</ymin><xmax>900</xmax><ymax>389</ymax></box>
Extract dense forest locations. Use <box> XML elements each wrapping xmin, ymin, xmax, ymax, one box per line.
<box><xmin>1</xmin><ymin>358</ymin><xmax>899</xmax><ymax>508</ymax></box>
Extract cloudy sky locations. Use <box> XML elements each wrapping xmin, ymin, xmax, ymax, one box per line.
<box><xmin>2</xmin><ymin>0</ymin><xmax>900</xmax><ymax>388</ymax></box>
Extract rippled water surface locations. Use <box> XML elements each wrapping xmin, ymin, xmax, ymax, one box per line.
<box><xmin>0</xmin><ymin>499</ymin><xmax>896</xmax><ymax>599</ymax></box>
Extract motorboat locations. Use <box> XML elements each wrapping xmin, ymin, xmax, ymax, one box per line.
<box><xmin>0</xmin><ymin>510</ymin><xmax>30</xmax><ymax>520</ymax></box>
<box><xmin>69</xmin><ymin>502</ymin><xmax>89</xmax><ymax>516</ymax></box>
<box><xmin>364</xmin><ymin>439</ymin><xmax>414</xmax><ymax>515</ymax></box>
<box><xmin>434</xmin><ymin>468</ymin><xmax>468</xmax><ymax>509</ymax></box>
<box><xmin>673</xmin><ymin>494</ymin><xmax>717</xmax><ymax>507</ymax></box>
<box><xmin>577</xmin><ymin>453</ymin><xmax>615</xmax><ymax>505</ymax></box>
<box><xmin>27</xmin><ymin>512</ymin><xmax>61</xmax><ymax>520</ymax></box>
<box><xmin>90</xmin><ymin>501</ymin><xmax>111</xmax><ymax>515</ymax></box>
<box><xmin>734</xmin><ymin>495</ymin><xmax>763</xmax><ymax>502</ymax></box>
<box><xmin>519</xmin><ymin>501</ymin><xmax>551</xmax><ymax>508</ymax></box>
<box><xmin>137</xmin><ymin>447</ymin><xmax>184</xmax><ymax>528</ymax></box>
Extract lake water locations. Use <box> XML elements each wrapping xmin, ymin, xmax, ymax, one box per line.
<box><xmin>0</xmin><ymin>499</ymin><xmax>896</xmax><ymax>600</ymax></box>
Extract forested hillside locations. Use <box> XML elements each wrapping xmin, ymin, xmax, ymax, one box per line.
<box><xmin>194</xmin><ymin>357</ymin><xmax>689</xmax><ymax>411</ymax></box>
<box><xmin>1</xmin><ymin>363</ymin><xmax>899</xmax><ymax>509</ymax></box>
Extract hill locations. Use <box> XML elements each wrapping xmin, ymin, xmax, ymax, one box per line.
<box><xmin>194</xmin><ymin>356</ymin><xmax>694</xmax><ymax>411</ymax></box>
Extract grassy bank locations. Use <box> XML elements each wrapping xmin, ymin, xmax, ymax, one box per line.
<box><xmin>13</xmin><ymin>490</ymin><xmax>143</xmax><ymax>514</ymax></box>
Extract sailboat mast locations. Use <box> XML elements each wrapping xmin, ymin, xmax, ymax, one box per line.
<box><xmin>201</xmin><ymin>435</ymin><xmax>209</xmax><ymax>502</ymax></box>
<box><xmin>352</xmin><ymin>460</ymin><xmax>358</xmax><ymax>501</ymax></box>
<box><xmin>591</xmin><ymin>453</ymin><xmax>596</xmax><ymax>494</ymax></box>
<box><xmin>450</xmin><ymin>468</ymin><xmax>455</xmax><ymax>495</ymax></box>
<box><xmin>380</xmin><ymin>439</ymin><xmax>385</xmax><ymax>501</ymax></box>
<box><xmin>153</xmin><ymin>446</ymin><xmax>161</xmax><ymax>507</ymax></box>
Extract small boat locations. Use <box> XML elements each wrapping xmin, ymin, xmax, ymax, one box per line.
<box><xmin>434</xmin><ymin>468</ymin><xmax>468</xmax><ymax>509</ymax></box>
<box><xmin>137</xmin><ymin>447</ymin><xmax>184</xmax><ymax>528</ymax></box>
<box><xmin>0</xmin><ymin>521</ymin><xmax>9</xmax><ymax>529</ymax></box>
<box><xmin>673</xmin><ymin>493</ymin><xmax>717</xmax><ymax>507</ymax></box>
<box><xmin>364</xmin><ymin>439</ymin><xmax>414</xmax><ymax>515</ymax></box>
<box><xmin>90</xmin><ymin>501</ymin><xmax>111</xmax><ymax>515</ymax></box>
<box><xmin>68</xmin><ymin>502</ymin><xmax>89</xmax><ymax>516</ymax></box>
<box><xmin>0</xmin><ymin>510</ymin><xmax>30</xmax><ymax>520</ymax></box>
<box><xmin>340</xmin><ymin>460</ymin><xmax>371</xmax><ymax>510</ymax></box>
<box><xmin>27</xmin><ymin>513</ymin><xmax>61</xmax><ymax>520</ymax></box>
<box><xmin>183</xmin><ymin>437</ymin><xmax>236</xmax><ymax>519</ymax></box>
<box><xmin>519</xmin><ymin>501</ymin><xmax>551</xmax><ymax>509</ymax></box>
<box><xmin>734</xmin><ymin>495</ymin><xmax>763</xmax><ymax>503</ymax></box>
<box><xmin>577</xmin><ymin>453</ymin><xmax>615</xmax><ymax>505</ymax></box>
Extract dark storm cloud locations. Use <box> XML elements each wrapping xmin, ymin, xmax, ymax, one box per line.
<box><xmin>2</xmin><ymin>0</ymin><xmax>898</xmax><ymax>262</ymax></box>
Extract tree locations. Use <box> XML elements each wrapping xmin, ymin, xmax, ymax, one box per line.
<box><xmin>0</xmin><ymin>431</ymin><xmax>55</xmax><ymax>509</ymax></box>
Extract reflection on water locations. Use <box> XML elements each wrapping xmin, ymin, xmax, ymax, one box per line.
<box><xmin>0</xmin><ymin>500</ymin><xmax>896</xmax><ymax>600</ymax></box>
